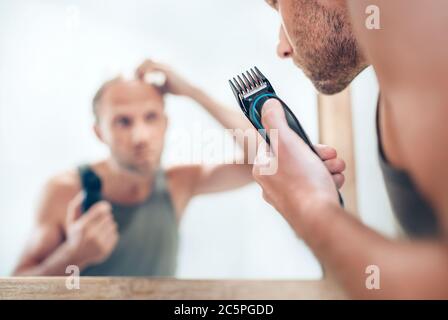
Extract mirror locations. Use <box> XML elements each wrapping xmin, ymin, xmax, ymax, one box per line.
<box><xmin>0</xmin><ymin>0</ymin><xmax>393</xmax><ymax>279</ymax></box>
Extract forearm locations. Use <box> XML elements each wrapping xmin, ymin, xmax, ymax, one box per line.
<box><xmin>189</xmin><ymin>88</ymin><xmax>257</xmax><ymax>164</ymax></box>
<box><xmin>296</xmin><ymin>201</ymin><xmax>448</xmax><ymax>299</ymax></box>
<box><xmin>13</xmin><ymin>242</ymin><xmax>85</xmax><ymax>276</ymax></box>
<box><xmin>190</xmin><ymin>88</ymin><xmax>253</xmax><ymax>134</ymax></box>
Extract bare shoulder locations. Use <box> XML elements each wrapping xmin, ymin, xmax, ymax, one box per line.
<box><xmin>36</xmin><ymin>168</ymin><xmax>82</xmax><ymax>225</ymax></box>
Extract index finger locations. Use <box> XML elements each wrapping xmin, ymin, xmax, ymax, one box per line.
<box><xmin>314</xmin><ymin>144</ymin><xmax>337</xmax><ymax>161</ymax></box>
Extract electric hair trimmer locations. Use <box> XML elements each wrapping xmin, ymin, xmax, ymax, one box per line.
<box><xmin>80</xmin><ymin>170</ymin><xmax>102</xmax><ymax>213</ymax></box>
<box><xmin>229</xmin><ymin>67</ymin><xmax>344</xmax><ymax>207</ymax></box>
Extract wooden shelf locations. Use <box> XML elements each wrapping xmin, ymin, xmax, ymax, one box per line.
<box><xmin>0</xmin><ymin>278</ymin><xmax>346</xmax><ymax>300</ymax></box>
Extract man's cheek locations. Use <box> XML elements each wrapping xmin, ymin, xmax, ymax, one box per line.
<box><xmin>278</xmin><ymin>0</ymin><xmax>297</xmax><ymax>32</ymax></box>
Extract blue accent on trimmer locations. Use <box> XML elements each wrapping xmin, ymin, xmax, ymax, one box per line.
<box><xmin>250</xmin><ymin>93</ymin><xmax>276</xmax><ymax>130</ymax></box>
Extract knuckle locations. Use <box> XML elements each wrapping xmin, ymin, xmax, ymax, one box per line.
<box><xmin>335</xmin><ymin>159</ymin><xmax>345</xmax><ymax>171</ymax></box>
<box><xmin>327</xmin><ymin>146</ymin><xmax>337</xmax><ymax>157</ymax></box>
<box><xmin>98</xmin><ymin>201</ymin><xmax>111</xmax><ymax>211</ymax></box>
<box><xmin>262</xmin><ymin>191</ymin><xmax>271</xmax><ymax>204</ymax></box>
<box><xmin>334</xmin><ymin>173</ymin><xmax>345</xmax><ymax>187</ymax></box>
<box><xmin>262</xmin><ymin>191</ymin><xmax>267</xmax><ymax>201</ymax></box>
<box><xmin>339</xmin><ymin>159</ymin><xmax>346</xmax><ymax>171</ymax></box>
<box><xmin>252</xmin><ymin>167</ymin><xmax>266</xmax><ymax>183</ymax></box>
<box><xmin>329</xmin><ymin>147</ymin><xmax>337</xmax><ymax>157</ymax></box>
<box><xmin>86</xmin><ymin>230</ymin><xmax>98</xmax><ymax>242</ymax></box>
<box><xmin>88</xmin><ymin>206</ymin><xmax>101</xmax><ymax>216</ymax></box>
<box><xmin>320</xmin><ymin>145</ymin><xmax>336</xmax><ymax>159</ymax></box>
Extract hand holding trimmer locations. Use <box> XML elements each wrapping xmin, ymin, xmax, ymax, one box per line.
<box><xmin>80</xmin><ymin>169</ymin><xmax>102</xmax><ymax>213</ymax></box>
<box><xmin>229</xmin><ymin>67</ymin><xmax>344</xmax><ymax>207</ymax></box>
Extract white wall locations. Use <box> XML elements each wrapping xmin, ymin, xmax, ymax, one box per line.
<box><xmin>0</xmin><ymin>0</ymin><xmax>395</xmax><ymax>278</ymax></box>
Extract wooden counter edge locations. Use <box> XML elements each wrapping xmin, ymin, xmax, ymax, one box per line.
<box><xmin>0</xmin><ymin>277</ymin><xmax>347</xmax><ymax>300</ymax></box>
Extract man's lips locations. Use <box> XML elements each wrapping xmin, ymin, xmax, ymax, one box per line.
<box><xmin>134</xmin><ymin>150</ymin><xmax>150</xmax><ymax>157</ymax></box>
<box><xmin>133</xmin><ymin>147</ymin><xmax>159</xmax><ymax>161</ymax></box>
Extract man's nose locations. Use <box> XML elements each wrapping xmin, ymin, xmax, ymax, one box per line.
<box><xmin>277</xmin><ymin>25</ymin><xmax>293</xmax><ymax>59</ymax></box>
<box><xmin>131</xmin><ymin>123</ymin><xmax>150</xmax><ymax>145</ymax></box>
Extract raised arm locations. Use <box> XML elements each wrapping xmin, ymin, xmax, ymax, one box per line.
<box><xmin>135</xmin><ymin>59</ymin><xmax>255</xmax><ymax>159</ymax></box>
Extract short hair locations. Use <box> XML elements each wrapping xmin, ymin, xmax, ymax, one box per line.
<box><xmin>91</xmin><ymin>76</ymin><xmax>122</xmax><ymax>121</ymax></box>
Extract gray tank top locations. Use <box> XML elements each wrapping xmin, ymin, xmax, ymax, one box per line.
<box><xmin>376</xmin><ymin>100</ymin><xmax>440</xmax><ymax>238</ymax></box>
<box><xmin>78</xmin><ymin>165</ymin><xmax>178</xmax><ymax>276</ymax></box>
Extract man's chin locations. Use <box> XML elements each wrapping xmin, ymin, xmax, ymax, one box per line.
<box><xmin>312</xmin><ymin>78</ymin><xmax>350</xmax><ymax>96</ymax></box>
<box><xmin>292</xmin><ymin>58</ymin><xmax>354</xmax><ymax>95</ymax></box>
<box><xmin>121</xmin><ymin>161</ymin><xmax>156</xmax><ymax>176</ymax></box>
<box><xmin>134</xmin><ymin>164</ymin><xmax>157</xmax><ymax>176</ymax></box>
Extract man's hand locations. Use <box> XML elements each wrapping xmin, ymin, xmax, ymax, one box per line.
<box><xmin>64</xmin><ymin>193</ymin><xmax>119</xmax><ymax>269</ymax></box>
<box><xmin>135</xmin><ymin>59</ymin><xmax>198</xmax><ymax>97</ymax></box>
<box><xmin>253</xmin><ymin>99</ymin><xmax>343</xmax><ymax>235</ymax></box>
<box><xmin>313</xmin><ymin>144</ymin><xmax>345</xmax><ymax>190</ymax></box>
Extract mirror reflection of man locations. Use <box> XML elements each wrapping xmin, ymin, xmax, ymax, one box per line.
<box><xmin>12</xmin><ymin>59</ymin><xmax>347</xmax><ymax>276</ymax></box>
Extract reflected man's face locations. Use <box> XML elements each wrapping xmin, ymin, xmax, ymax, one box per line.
<box><xmin>94</xmin><ymin>80</ymin><xmax>167</xmax><ymax>175</ymax></box>
<box><xmin>266</xmin><ymin>0</ymin><xmax>367</xmax><ymax>94</ymax></box>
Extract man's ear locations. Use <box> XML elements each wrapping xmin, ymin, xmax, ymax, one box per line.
<box><xmin>93</xmin><ymin>122</ymin><xmax>104</xmax><ymax>143</ymax></box>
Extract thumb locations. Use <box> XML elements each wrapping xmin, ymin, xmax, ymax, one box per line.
<box><xmin>66</xmin><ymin>192</ymin><xmax>83</xmax><ymax>226</ymax></box>
<box><xmin>260</xmin><ymin>98</ymin><xmax>294</xmax><ymax>155</ymax></box>
<box><xmin>254</xmin><ymin>138</ymin><xmax>272</xmax><ymax>167</ymax></box>
<box><xmin>260</xmin><ymin>99</ymin><xmax>289</xmax><ymax>131</ymax></box>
